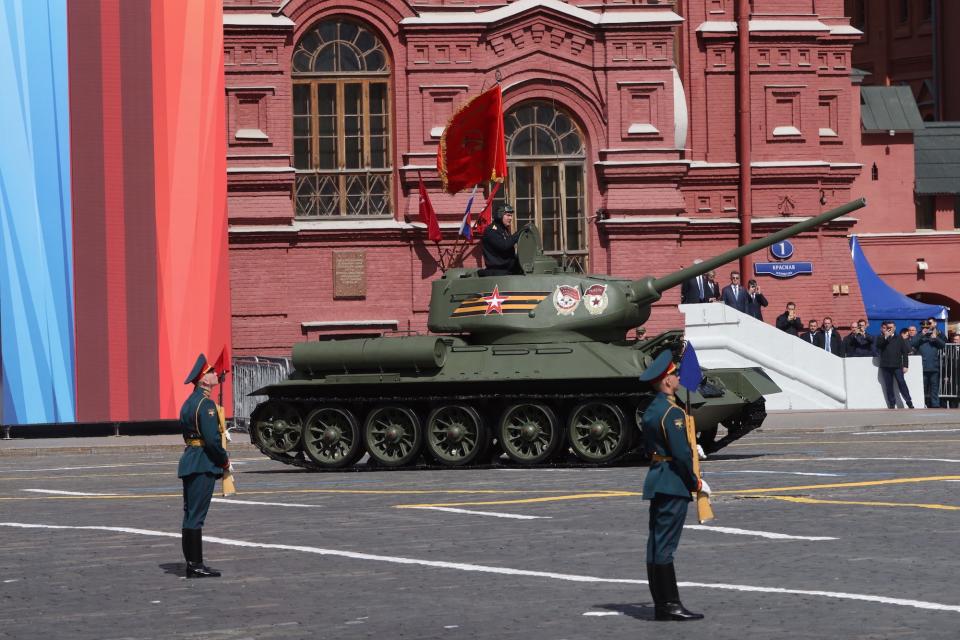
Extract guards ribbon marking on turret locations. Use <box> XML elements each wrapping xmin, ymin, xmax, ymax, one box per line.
<box><xmin>450</xmin><ymin>290</ymin><xmax>549</xmax><ymax>317</ymax></box>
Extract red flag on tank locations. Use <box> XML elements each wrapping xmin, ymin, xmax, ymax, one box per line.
<box><xmin>436</xmin><ymin>85</ymin><xmax>507</xmax><ymax>195</ymax></box>
<box><xmin>417</xmin><ymin>175</ymin><xmax>442</xmax><ymax>243</ymax></box>
<box><xmin>472</xmin><ymin>181</ymin><xmax>502</xmax><ymax>236</ymax></box>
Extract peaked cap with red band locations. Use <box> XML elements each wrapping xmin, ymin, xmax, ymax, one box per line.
<box><xmin>184</xmin><ymin>353</ymin><xmax>213</xmax><ymax>385</ymax></box>
<box><xmin>638</xmin><ymin>350</ymin><xmax>677</xmax><ymax>384</ymax></box>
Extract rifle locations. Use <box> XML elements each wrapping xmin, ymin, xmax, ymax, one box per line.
<box><xmin>685</xmin><ymin>414</ymin><xmax>714</xmax><ymax>523</ymax></box>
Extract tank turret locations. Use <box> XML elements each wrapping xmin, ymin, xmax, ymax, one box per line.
<box><xmin>249</xmin><ymin>199</ymin><xmax>865</xmax><ymax>470</ymax></box>
<box><xmin>428</xmin><ymin>198</ymin><xmax>866</xmax><ymax>343</ymax></box>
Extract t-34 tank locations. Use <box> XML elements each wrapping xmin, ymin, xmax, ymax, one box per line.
<box><xmin>250</xmin><ymin>198</ymin><xmax>865</xmax><ymax>470</ymax></box>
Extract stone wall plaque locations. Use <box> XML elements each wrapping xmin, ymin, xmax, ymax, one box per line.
<box><xmin>333</xmin><ymin>250</ymin><xmax>367</xmax><ymax>299</ymax></box>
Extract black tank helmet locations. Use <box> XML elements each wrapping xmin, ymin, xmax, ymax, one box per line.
<box><xmin>494</xmin><ymin>204</ymin><xmax>514</xmax><ymax>222</ymax></box>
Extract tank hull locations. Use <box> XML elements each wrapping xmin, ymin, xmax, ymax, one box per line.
<box><xmin>248</xmin><ymin>335</ymin><xmax>778</xmax><ymax>470</ymax></box>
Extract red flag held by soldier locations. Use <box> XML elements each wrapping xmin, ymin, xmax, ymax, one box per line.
<box><xmin>417</xmin><ymin>176</ymin><xmax>442</xmax><ymax>243</ymax></box>
<box><xmin>437</xmin><ymin>85</ymin><xmax>507</xmax><ymax>195</ymax></box>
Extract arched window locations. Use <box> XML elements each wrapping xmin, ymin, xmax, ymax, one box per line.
<box><xmin>496</xmin><ymin>102</ymin><xmax>588</xmax><ymax>270</ymax></box>
<box><xmin>292</xmin><ymin>19</ymin><xmax>391</xmax><ymax>217</ymax></box>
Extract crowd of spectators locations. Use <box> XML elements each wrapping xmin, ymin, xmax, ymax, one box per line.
<box><xmin>681</xmin><ymin>267</ymin><xmax>959</xmax><ymax>409</ymax></box>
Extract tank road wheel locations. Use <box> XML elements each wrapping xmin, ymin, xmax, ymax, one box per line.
<box><xmin>302</xmin><ymin>407</ymin><xmax>363</xmax><ymax>469</ymax></box>
<box><xmin>364</xmin><ymin>406</ymin><xmax>423</xmax><ymax>467</ymax></box>
<box><xmin>251</xmin><ymin>401</ymin><xmax>303</xmax><ymax>455</ymax></box>
<box><xmin>568</xmin><ymin>401</ymin><xmax>628</xmax><ymax>464</ymax></box>
<box><xmin>426</xmin><ymin>405</ymin><xmax>487</xmax><ymax>466</ymax></box>
<box><xmin>499</xmin><ymin>403</ymin><xmax>561</xmax><ymax>465</ymax></box>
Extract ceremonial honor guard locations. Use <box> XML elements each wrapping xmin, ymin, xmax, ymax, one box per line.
<box><xmin>178</xmin><ymin>354</ymin><xmax>230</xmax><ymax>578</ymax></box>
<box><xmin>639</xmin><ymin>350</ymin><xmax>711</xmax><ymax>621</ymax></box>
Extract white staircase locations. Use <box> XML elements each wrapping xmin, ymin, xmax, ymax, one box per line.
<box><xmin>680</xmin><ymin>303</ymin><xmax>924</xmax><ymax>410</ymax></box>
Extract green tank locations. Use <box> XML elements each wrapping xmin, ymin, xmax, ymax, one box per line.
<box><xmin>250</xmin><ymin>198</ymin><xmax>866</xmax><ymax>470</ymax></box>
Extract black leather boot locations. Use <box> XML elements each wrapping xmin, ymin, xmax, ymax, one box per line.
<box><xmin>647</xmin><ymin>563</ymin><xmax>658</xmax><ymax>608</ymax></box>
<box><xmin>653</xmin><ymin>563</ymin><xmax>703</xmax><ymax>621</ymax></box>
<box><xmin>184</xmin><ymin>528</ymin><xmax>221</xmax><ymax>578</ymax></box>
<box><xmin>181</xmin><ymin>528</ymin><xmax>190</xmax><ymax>563</ymax></box>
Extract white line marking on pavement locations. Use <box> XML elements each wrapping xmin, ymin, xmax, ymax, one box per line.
<box><xmin>1</xmin><ymin>522</ymin><xmax>955</xmax><ymax>613</ymax></box>
<box><xmin>854</xmin><ymin>429</ymin><xmax>960</xmax><ymax>435</ymax></box>
<box><xmin>212</xmin><ymin>498</ymin><xmax>321</xmax><ymax>508</ymax></box>
<box><xmin>407</xmin><ymin>506</ymin><xmax>550</xmax><ymax>520</ymax></box>
<box><xmin>0</xmin><ymin>461</ymin><xmax>253</xmax><ymax>474</ymax></box>
<box><xmin>583</xmin><ymin>611</ymin><xmax>621</xmax><ymax>617</ymax></box>
<box><xmin>685</xmin><ymin>525</ymin><xmax>837</xmax><ymax>541</ymax></box>
<box><xmin>776</xmin><ymin>457</ymin><xmax>960</xmax><ymax>464</ymax></box>
<box><xmin>22</xmin><ymin>489</ymin><xmax>119</xmax><ymax>496</ymax></box>
<box><xmin>705</xmin><ymin>470</ymin><xmax>842</xmax><ymax>477</ymax></box>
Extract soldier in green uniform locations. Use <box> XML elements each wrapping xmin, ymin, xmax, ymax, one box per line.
<box><xmin>178</xmin><ymin>353</ymin><xmax>230</xmax><ymax>578</ymax></box>
<box><xmin>639</xmin><ymin>350</ymin><xmax>711</xmax><ymax>621</ymax></box>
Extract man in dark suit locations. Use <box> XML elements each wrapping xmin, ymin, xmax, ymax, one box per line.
<box><xmin>743</xmin><ymin>279</ymin><xmax>768</xmax><ymax>320</ymax></box>
<box><xmin>680</xmin><ymin>259</ymin><xmax>706</xmax><ymax>304</ymax></box>
<box><xmin>703</xmin><ymin>270</ymin><xmax>721</xmax><ymax>303</ymax></box>
<box><xmin>842</xmin><ymin>318</ymin><xmax>875</xmax><ymax>357</ymax></box>
<box><xmin>776</xmin><ymin>302</ymin><xmax>802</xmax><ymax>336</ymax></box>
<box><xmin>639</xmin><ymin>351</ymin><xmax>707</xmax><ymax>621</ymax></box>
<box><xmin>877</xmin><ymin>321</ymin><xmax>914</xmax><ymax>408</ymax></box>
<box><xmin>799</xmin><ymin>318</ymin><xmax>819</xmax><ymax>345</ymax></box>
<box><xmin>720</xmin><ymin>270</ymin><xmax>748</xmax><ymax>313</ymax></box>
<box><xmin>814</xmin><ymin>316</ymin><xmax>842</xmax><ymax>356</ymax></box>
<box><xmin>178</xmin><ymin>353</ymin><xmax>230</xmax><ymax>578</ymax></box>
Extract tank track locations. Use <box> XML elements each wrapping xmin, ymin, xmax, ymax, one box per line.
<box><xmin>705</xmin><ymin>397</ymin><xmax>768</xmax><ymax>453</ymax></box>
<box><xmin>249</xmin><ymin>390</ymin><xmax>763</xmax><ymax>471</ymax></box>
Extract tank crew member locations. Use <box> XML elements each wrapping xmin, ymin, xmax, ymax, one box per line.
<box><xmin>481</xmin><ymin>204</ymin><xmax>525</xmax><ymax>276</ymax></box>
<box><xmin>178</xmin><ymin>353</ymin><xmax>230</xmax><ymax>578</ymax></box>
<box><xmin>639</xmin><ymin>350</ymin><xmax>710</xmax><ymax>621</ymax></box>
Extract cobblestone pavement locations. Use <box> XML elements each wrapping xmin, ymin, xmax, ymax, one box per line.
<box><xmin>3</xmin><ymin>427</ymin><xmax>960</xmax><ymax>639</ymax></box>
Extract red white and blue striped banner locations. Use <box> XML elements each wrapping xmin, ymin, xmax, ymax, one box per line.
<box><xmin>1</xmin><ymin>0</ymin><xmax>231</xmax><ymax>425</ymax></box>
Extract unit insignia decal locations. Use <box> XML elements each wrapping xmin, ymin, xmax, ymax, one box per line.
<box><xmin>674</xmin><ymin>418</ymin><xmax>684</xmax><ymax>430</ymax></box>
<box><xmin>450</xmin><ymin>289</ymin><xmax>549</xmax><ymax>317</ymax></box>
<box><xmin>553</xmin><ymin>284</ymin><xmax>582</xmax><ymax>316</ymax></box>
<box><xmin>584</xmin><ymin>283</ymin><xmax>609</xmax><ymax>315</ymax></box>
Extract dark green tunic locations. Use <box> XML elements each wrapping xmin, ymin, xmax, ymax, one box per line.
<box><xmin>641</xmin><ymin>392</ymin><xmax>698</xmax><ymax>564</ymax></box>
<box><xmin>178</xmin><ymin>387</ymin><xmax>227</xmax><ymax>529</ymax></box>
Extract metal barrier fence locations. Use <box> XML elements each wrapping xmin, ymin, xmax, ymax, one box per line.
<box><xmin>231</xmin><ymin>356</ymin><xmax>292</xmax><ymax>430</ymax></box>
<box><xmin>941</xmin><ymin>344</ymin><xmax>960</xmax><ymax>407</ymax></box>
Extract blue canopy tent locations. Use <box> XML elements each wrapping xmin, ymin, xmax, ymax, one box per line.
<box><xmin>850</xmin><ymin>236</ymin><xmax>948</xmax><ymax>334</ymax></box>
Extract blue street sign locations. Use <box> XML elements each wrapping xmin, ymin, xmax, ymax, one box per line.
<box><xmin>754</xmin><ymin>262</ymin><xmax>813</xmax><ymax>278</ymax></box>
<box><xmin>770</xmin><ymin>240</ymin><xmax>794</xmax><ymax>260</ymax></box>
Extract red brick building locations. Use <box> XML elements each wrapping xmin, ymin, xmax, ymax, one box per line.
<box><xmin>223</xmin><ymin>0</ymin><xmax>876</xmax><ymax>355</ymax></box>
<box><xmin>844</xmin><ymin>0</ymin><xmax>960</xmax><ymax>328</ymax></box>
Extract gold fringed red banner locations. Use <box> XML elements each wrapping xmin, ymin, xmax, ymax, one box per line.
<box><xmin>686</xmin><ymin>415</ymin><xmax>714</xmax><ymax>523</ymax></box>
<box><xmin>436</xmin><ymin>85</ymin><xmax>507</xmax><ymax>195</ymax></box>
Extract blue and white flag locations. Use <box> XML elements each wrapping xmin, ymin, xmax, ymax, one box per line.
<box><xmin>459</xmin><ymin>185</ymin><xmax>479</xmax><ymax>239</ymax></box>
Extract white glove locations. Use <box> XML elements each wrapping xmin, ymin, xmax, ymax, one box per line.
<box><xmin>696</xmin><ymin>444</ymin><xmax>707</xmax><ymax>460</ymax></box>
<box><xmin>228</xmin><ymin>463</ymin><xmax>235</xmax><ymax>473</ymax></box>
<box><xmin>699</xmin><ymin>479</ymin><xmax>711</xmax><ymax>496</ymax></box>
<box><xmin>225</xmin><ymin>430</ymin><xmax>233</xmax><ymax>443</ymax></box>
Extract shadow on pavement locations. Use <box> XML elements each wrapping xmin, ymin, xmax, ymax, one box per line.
<box><xmin>159</xmin><ymin>563</ymin><xmax>185</xmax><ymax>577</ymax></box>
<box><xmin>595</xmin><ymin>602</ymin><xmax>655</xmax><ymax>621</ymax></box>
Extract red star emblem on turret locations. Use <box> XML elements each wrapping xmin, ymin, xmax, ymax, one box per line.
<box><xmin>482</xmin><ymin>285</ymin><xmax>507</xmax><ymax>315</ymax></box>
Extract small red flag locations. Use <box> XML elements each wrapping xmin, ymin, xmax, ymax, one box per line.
<box><xmin>418</xmin><ymin>176</ymin><xmax>442</xmax><ymax>243</ymax></box>
<box><xmin>473</xmin><ymin>182</ymin><xmax>503</xmax><ymax>236</ymax></box>
<box><xmin>437</xmin><ymin>85</ymin><xmax>507</xmax><ymax>195</ymax></box>
<box><xmin>213</xmin><ymin>348</ymin><xmax>229</xmax><ymax>378</ymax></box>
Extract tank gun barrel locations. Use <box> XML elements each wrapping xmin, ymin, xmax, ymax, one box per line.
<box><xmin>625</xmin><ymin>198</ymin><xmax>865</xmax><ymax>305</ymax></box>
